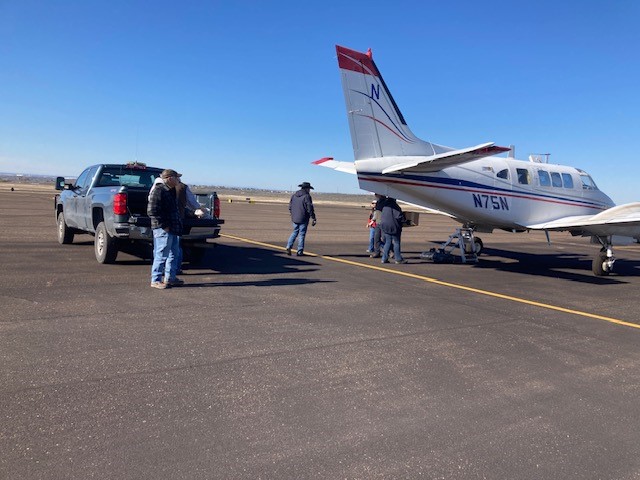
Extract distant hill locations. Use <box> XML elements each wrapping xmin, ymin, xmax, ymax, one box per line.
<box><xmin>0</xmin><ymin>173</ymin><xmax>57</xmax><ymax>184</ymax></box>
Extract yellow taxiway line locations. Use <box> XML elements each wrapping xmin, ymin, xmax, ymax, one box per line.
<box><xmin>221</xmin><ymin>233</ymin><xmax>640</xmax><ymax>331</ymax></box>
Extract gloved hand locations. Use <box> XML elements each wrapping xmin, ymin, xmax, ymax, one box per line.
<box><xmin>312</xmin><ymin>219</ymin><xmax>317</xmax><ymax>227</ymax></box>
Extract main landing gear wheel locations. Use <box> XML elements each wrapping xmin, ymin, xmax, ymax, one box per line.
<box><xmin>473</xmin><ymin>237</ymin><xmax>483</xmax><ymax>255</ymax></box>
<box><xmin>592</xmin><ymin>249</ymin><xmax>611</xmax><ymax>276</ymax></box>
<box><xmin>463</xmin><ymin>236</ymin><xmax>483</xmax><ymax>255</ymax></box>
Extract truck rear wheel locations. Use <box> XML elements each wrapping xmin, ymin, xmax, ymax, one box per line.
<box><xmin>57</xmin><ymin>212</ymin><xmax>74</xmax><ymax>244</ymax></box>
<box><xmin>95</xmin><ymin>222</ymin><xmax>118</xmax><ymax>264</ymax></box>
<box><xmin>184</xmin><ymin>245</ymin><xmax>206</xmax><ymax>265</ymax></box>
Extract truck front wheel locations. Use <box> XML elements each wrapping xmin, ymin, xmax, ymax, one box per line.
<box><xmin>57</xmin><ymin>212</ymin><xmax>74</xmax><ymax>244</ymax></box>
<box><xmin>95</xmin><ymin>222</ymin><xmax>118</xmax><ymax>264</ymax></box>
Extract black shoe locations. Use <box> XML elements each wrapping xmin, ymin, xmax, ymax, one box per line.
<box><xmin>286</xmin><ymin>247</ymin><xmax>291</xmax><ymax>256</ymax></box>
<box><xmin>296</xmin><ymin>251</ymin><xmax>304</xmax><ymax>256</ymax></box>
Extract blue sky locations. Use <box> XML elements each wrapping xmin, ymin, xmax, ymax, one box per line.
<box><xmin>1</xmin><ymin>1</ymin><xmax>638</xmax><ymax>202</ymax></box>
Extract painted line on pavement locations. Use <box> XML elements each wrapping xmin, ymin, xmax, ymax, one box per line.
<box><xmin>221</xmin><ymin>233</ymin><xmax>640</xmax><ymax>330</ymax></box>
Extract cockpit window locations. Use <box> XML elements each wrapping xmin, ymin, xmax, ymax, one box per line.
<box><xmin>580</xmin><ymin>173</ymin><xmax>598</xmax><ymax>190</ymax></box>
<box><xmin>496</xmin><ymin>168</ymin><xmax>509</xmax><ymax>180</ymax></box>
<box><xmin>516</xmin><ymin>168</ymin><xmax>530</xmax><ymax>185</ymax></box>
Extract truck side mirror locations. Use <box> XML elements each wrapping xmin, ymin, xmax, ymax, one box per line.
<box><xmin>55</xmin><ymin>176</ymin><xmax>66</xmax><ymax>190</ymax></box>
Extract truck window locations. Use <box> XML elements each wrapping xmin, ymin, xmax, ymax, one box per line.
<box><xmin>538</xmin><ymin>170</ymin><xmax>551</xmax><ymax>187</ymax></box>
<box><xmin>516</xmin><ymin>168</ymin><xmax>530</xmax><ymax>185</ymax></box>
<box><xmin>74</xmin><ymin>166</ymin><xmax>99</xmax><ymax>194</ymax></box>
<box><xmin>551</xmin><ymin>172</ymin><xmax>562</xmax><ymax>187</ymax></box>
<box><xmin>561</xmin><ymin>173</ymin><xmax>574</xmax><ymax>189</ymax></box>
<box><xmin>97</xmin><ymin>167</ymin><xmax>159</xmax><ymax>188</ymax></box>
<box><xmin>74</xmin><ymin>168</ymin><xmax>91</xmax><ymax>190</ymax></box>
<box><xmin>98</xmin><ymin>172</ymin><xmax>120</xmax><ymax>186</ymax></box>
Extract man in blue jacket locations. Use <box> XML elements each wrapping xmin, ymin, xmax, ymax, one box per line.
<box><xmin>286</xmin><ymin>182</ymin><xmax>317</xmax><ymax>256</ymax></box>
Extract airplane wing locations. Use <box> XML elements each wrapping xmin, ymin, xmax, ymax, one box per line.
<box><xmin>381</xmin><ymin>143</ymin><xmax>511</xmax><ymax>174</ymax></box>
<box><xmin>312</xmin><ymin>157</ymin><xmax>357</xmax><ymax>174</ymax></box>
<box><xmin>398</xmin><ymin>200</ymin><xmax>456</xmax><ymax>218</ymax></box>
<box><xmin>526</xmin><ymin>202</ymin><xmax>640</xmax><ymax>238</ymax></box>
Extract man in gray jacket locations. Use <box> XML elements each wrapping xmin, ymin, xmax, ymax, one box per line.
<box><xmin>286</xmin><ymin>182</ymin><xmax>317</xmax><ymax>256</ymax></box>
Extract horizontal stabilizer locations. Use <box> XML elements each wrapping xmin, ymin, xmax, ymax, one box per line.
<box><xmin>381</xmin><ymin>143</ymin><xmax>510</xmax><ymax>174</ymax></box>
<box><xmin>312</xmin><ymin>157</ymin><xmax>357</xmax><ymax>175</ymax></box>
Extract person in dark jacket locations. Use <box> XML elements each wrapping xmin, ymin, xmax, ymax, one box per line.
<box><xmin>380</xmin><ymin>197</ymin><xmax>407</xmax><ymax>264</ymax></box>
<box><xmin>286</xmin><ymin>181</ymin><xmax>317</xmax><ymax>256</ymax></box>
<box><xmin>148</xmin><ymin>169</ymin><xmax>184</xmax><ymax>289</ymax></box>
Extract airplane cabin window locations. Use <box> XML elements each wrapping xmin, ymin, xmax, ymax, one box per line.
<box><xmin>496</xmin><ymin>169</ymin><xmax>509</xmax><ymax>180</ymax></box>
<box><xmin>516</xmin><ymin>168</ymin><xmax>530</xmax><ymax>185</ymax></box>
<box><xmin>562</xmin><ymin>173</ymin><xmax>574</xmax><ymax>189</ymax></box>
<box><xmin>551</xmin><ymin>172</ymin><xmax>562</xmax><ymax>187</ymax></box>
<box><xmin>538</xmin><ymin>170</ymin><xmax>551</xmax><ymax>187</ymax></box>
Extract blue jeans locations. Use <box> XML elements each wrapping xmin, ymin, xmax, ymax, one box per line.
<box><xmin>151</xmin><ymin>228</ymin><xmax>180</xmax><ymax>283</ymax></box>
<box><xmin>286</xmin><ymin>222</ymin><xmax>309</xmax><ymax>254</ymax></box>
<box><xmin>368</xmin><ymin>227</ymin><xmax>375</xmax><ymax>251</ymax></box>
<box><xmin>382</xmin><ymin>233</ymin><xmax>403</xmax><ymax>262</ymax></box>
<box><xmin>175</xmin><ymin>237</ymin><xmax>182</xmax><ymax>269</ymax></box>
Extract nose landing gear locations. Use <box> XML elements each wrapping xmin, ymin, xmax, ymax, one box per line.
<box><xmin>592</xmin><ymin>237</ymin><xmax>615</xmax><ymax>276</ymax></box>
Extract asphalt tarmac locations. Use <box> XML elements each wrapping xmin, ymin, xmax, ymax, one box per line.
<box><xmin>2</xmin><ymin>187</ymin><xmax>640</xmax><ymax>479</ymax></box>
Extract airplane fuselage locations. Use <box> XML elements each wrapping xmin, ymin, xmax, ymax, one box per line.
<box><xmin>356</xmin><ymin>156</ymin><xmax>615</xmax><ymax>231</ymax></box>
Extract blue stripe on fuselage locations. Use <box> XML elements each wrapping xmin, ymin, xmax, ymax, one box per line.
<box><xmin>358</xmin><ymin>171</ymin><xmax>607</xmax><ymax>209</ymax></box>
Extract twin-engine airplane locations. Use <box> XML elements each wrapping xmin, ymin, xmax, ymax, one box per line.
<box><xmin>315</xmin><ymin>45</ymin><xmax>640</xmax><ymax>276</ymax></box>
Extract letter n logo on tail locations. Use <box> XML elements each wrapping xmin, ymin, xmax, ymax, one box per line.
<box><xmin>370</xmin><ymin>84</ymin><xmax>380</xmax><ymax>100</ymax></box>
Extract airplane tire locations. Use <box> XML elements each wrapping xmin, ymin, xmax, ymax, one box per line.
<box><xmin>95</xmin><ymin>222</ymin><xmax>119</xmax><ymax>264</ymax></box>
<box><xmin>474</xmin><ymin>237</ymin><xmax>483</xmax><ymax>255</ymax></box>
<box><xmin>592</xmin><ymin>251</ymin><xmax>610</xmax><ymax>276</ymax></box>
<box><xmin>57</xmin><ymin>212</ymin><xmax>74</xmax><ymax>244</ymax></box>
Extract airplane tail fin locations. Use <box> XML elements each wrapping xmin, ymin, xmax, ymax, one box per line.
<box><xmin>336</xmin><ymin>45</ymin><xmax>449</xmax><ymax>160</ymax></box>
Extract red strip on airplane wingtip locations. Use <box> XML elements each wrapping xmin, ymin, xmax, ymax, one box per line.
<box><xmin>312</xmin><ymin>157</ymin><xmax>334</xmax><ymax>165</ymax></box>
